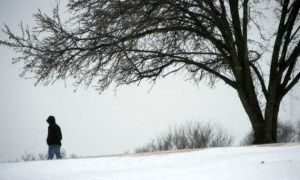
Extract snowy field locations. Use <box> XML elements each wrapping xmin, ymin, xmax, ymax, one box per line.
<box><xmin>0</xmin><ymin>143</ymin><xmax>299</xmax><ymax>180</ymax></box>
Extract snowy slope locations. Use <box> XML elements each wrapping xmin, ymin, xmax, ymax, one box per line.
<box><xmin>0</xmin><ymin>143</ymin><xmax>299</xmax><ymax>180</ymax></box>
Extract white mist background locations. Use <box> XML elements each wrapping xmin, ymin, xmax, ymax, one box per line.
<box><xmin>0</xmin><ymin>0</ymin><xmax>299</xmax><ymax>162</ymax></box>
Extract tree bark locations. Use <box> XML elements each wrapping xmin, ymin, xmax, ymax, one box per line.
<box><xmin>236</xmin><ymin>87</ymin><xmax>267</xmax><ymax>144</ymax></box>
<box><xmin>238</xmin><ymin>81</ymin><xmax>283</xmax><ymax>144</ymax></box>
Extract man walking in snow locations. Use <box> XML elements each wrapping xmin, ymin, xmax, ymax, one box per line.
<box><xmin>46</xmin><ymin>115</ymin><xmax>62</xmax><ymax>159</ymax></box>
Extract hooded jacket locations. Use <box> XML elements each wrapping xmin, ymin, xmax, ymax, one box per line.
<box><xmin>46</xmin><ymin>116</ymin><xmax>62</xmax><ymax>146</ymax></box>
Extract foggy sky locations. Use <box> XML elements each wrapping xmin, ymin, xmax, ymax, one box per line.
<box><xmin>0</xmin><ymin>0</ymin><xmax>299</xmax><ymax>163</ymax></box>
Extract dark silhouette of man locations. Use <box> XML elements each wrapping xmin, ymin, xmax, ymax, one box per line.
<box><xmin>46</xmin><ymin>116</ymin><xmax>62</xmax><ymax>159</ymax></box>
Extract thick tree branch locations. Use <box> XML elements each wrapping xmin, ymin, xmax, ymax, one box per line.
<box><xmin>249</xmin><ymin>62</ymin><xmax>268</xmax><ymax>98</ymax></box>
<box><xmin>282</xmin><ymin>72</ymin><xmax>300</xmax><ymax>96</ymax></box>
<box><xmin>279</xmin><ymin>0</ymin><xmax>300</xmax><ymax>69</ymax></box>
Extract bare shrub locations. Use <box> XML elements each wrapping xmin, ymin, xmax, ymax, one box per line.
<box><xmin>135</xmin><ymin>121</ymin><xmax>234</xmax><ymax>153</ymax></box>
<box><xmin>210</xmin><ymin>128</ymin><xmax>235</xmax><ymax>147</ymax></box>
<box><xmin>277</xmin><ymin>121</ymin><xmax>297</xmax><ymax>143</ymax></box>
<box><xmin>38</xmin><ymin>153</ymin><xmax>48</xmax><ymax>160</ymax></box>
<box><xmin>21</xmin><ymin>151</ymin><xmax>36</xmax><ymax>161</ymax></box>
<box><xmin>60</xmin><ymin>148</ymin><xmax>67</xmax><ymax>159</ymax></box>
<box><xmin>240</xmin><ymin>131</ymin><xmax>255</xmax><ymax>146</ymax></box>
<box><xmin>69</xmin><ymin>154</ymin><xmax>78</xmax><ymax>159</ymax></box>
<box><xmin>173</xmin><ymin>125</ymin><xmax>190</xmax><ymax>149</ymax></box>
<box><xmin>135</xmin><ymin>140</ymin><xmax>158</xmax><ymax>153</ymax></box>
<box><xmin>296</xmin><ymin>121</ymin><xmax>300</xmax><ymax>140</ymax></box>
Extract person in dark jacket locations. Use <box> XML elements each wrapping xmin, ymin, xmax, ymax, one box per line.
<box><xmin>46</xmin><ymin>115</ymin><xmax>62</xmax><ymax>159</ymax></box>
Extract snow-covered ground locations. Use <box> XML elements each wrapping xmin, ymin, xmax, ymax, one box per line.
<box><xmin>1</xmin><ymin>143</ymin><xmax>299</xmax><ymax>180</ymax></box>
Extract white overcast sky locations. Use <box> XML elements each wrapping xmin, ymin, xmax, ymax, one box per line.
<box><xmin>0</xmin><ymin>0</ymin><xmax>299</xmax><ymax>162</ymax></box>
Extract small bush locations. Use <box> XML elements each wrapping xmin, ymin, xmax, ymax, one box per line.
<box><xmin>21</xmin><ymin>151</ymin><xmax>36</xmax><ymax>161</ymax></box>
<box><xmin>38</xmin><ymin>153</ymin><xmax>48</xmax><ymax>160</ymax></box>
<box><xmin>277</xmin><ymin>121</ymin><xmax>298</xmax><ymax>142</ymax></box>
<box><xmin>60</xmin><ymin>148</ymin><xmax>67</xmax><ymax>159</ymax></box>
<box><xmin>135</xmin><ymin>121</ymin><xmax>234</xmax><ymax>153</ymax></box>
<box><xmin>69</xmin><ymin>153</ymin><xmax>78</xmax><ymax>159</ymax></box>
<box><xmin>240</xmin><ymin>131</ymin><xmax>254</xmax><ymax>145</ymax></box>
<box><xmin>296</xmin><ymin>121</ymin><xmax>300</xmax><ymax>140</ymax></box>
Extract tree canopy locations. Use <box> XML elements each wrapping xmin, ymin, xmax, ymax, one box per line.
<box><xmin>1</xmin><ymin>0</ymin><xmax>300</xmax><ymax>144</ymax></box>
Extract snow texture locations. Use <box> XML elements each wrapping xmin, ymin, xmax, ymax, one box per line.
<box><xmin>1</xmin><ymin>143</ymin><xmax>299</xmax><ymax>180</ymax></box>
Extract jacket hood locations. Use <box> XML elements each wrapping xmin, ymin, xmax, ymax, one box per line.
<box><xmin>46</xmin><ymin>116</ymin><xmax>56</xmax><ymax>124</ymax></box>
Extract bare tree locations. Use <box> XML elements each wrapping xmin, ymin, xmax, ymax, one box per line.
<box><xmin>1</xmin><ymin>0</ymin><xmax>300</xmax><ymax>144</ymax></box>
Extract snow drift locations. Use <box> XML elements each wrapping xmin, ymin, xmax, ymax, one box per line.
<box><xmin>1</xmin><ymin>143</ymin><xmax>299</xmax><ymax>180</ymax></box>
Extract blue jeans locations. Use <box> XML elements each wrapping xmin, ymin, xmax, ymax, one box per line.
<box><xmin>48</xmin><ymin>145</ymin><xmax>62</xmax><ymax>159</ymax></box>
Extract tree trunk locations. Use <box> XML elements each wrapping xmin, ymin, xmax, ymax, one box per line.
<box><xmin>252</xmin><ymin>121</ymin><xmax>266</xmax><ymax>144</ymax></box>
<box><xmin>264</xmin><ymin>96</ymin><xmax>282</xmax><ymax>143</ymax></box>
<box><xmin>264</xmin><ymin>71</ymin><xmax>283</xmax><ymax>143</ymax></box>
<box><xmin>234</xmin><ymin>53</ymin><xmax>282</xmax><ymax>144</ymax></box>
<box><xmin>239</xmin><ymin>92</ymin><xmax>282</xmax><ymax>144</ymax></box>
<box><xmin>236</xmin><ymin>87</ymin><xmax>268</xmax><ymax>144</ymax></box>
<box><xmin>242</xmin><ymin>94</ymin><xmax>282</xmax><ymax>144</ymax></box>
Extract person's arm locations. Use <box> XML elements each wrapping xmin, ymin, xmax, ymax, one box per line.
<box><xmin>59</xmin><ymin>126</ymin><xmax>62</xmax><ymax>141</ymax></box>
<box><xmin>47</xmin><ymin>126</ymin><xmax>54</xmax><ymax>145</ymax></box>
